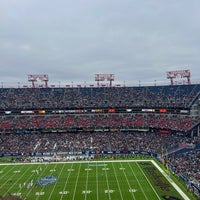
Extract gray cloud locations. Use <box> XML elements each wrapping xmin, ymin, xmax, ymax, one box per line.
<box><xmin>0</xmin><ymin>0</ymin><xmax>200</xmax><ymax>87</ymax></box>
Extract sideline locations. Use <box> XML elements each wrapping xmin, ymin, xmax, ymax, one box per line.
<box><xmin>151</xmin><ymin>160</ymin><xmax>190</xmax><ymax>200</ymax></box>
<box><xmin>0</xmin><ymin>159</ymin><xmax>150</xmax><ymax>165</ymax></box>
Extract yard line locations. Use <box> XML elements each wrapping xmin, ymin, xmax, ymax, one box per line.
<box><xmin>96</xmin><ymin>162</ymin><xmax>99</xmax><ymax>200</ymax></box>
<box><xmin>18</xmin><ymin>165</ymin><xmax>41</xmax><ymax>194</ymax></box>
<box><xmin>0</xmin><ymin>165</ymin><xmax>18</xmax><ymax>189</ymax></box>
<box><xmin>24</xmin><ymin>164</ymin><xmax>47</xmax><ymax>198</ymax></box>
<box><xmin>111</xmin><ymin>162</ymin><xmax>124</xmax><ymax>200</ymax></box>
<box><xmin>127</xmin><ymin>162</ymin><xmax>149</xmax><ymax>200</ymax></box>
<box><xmin>35</xmin><ymin>162</ymin><xmax>59</xmax><ymax>200</ymax></box>
<box><xmin>119</xmin><ymin>162</ymin><xmax>136</xmax><ymax>200</ymax></box>
<box><xmin>84</xmin><ymin>163</ymin><xmax>89</xmax><ymax>200</ymax></box>
<box><xmin>104</xmin><ymin>162</ymin><xmax>111</xmax><ymax>200</ymax></box>
<box><xmin>136</xmin><ymin>162</ymin><xmax>161</xmax><ymax>200</ymax></box>
<box><xmin>72</xmin><ymin>162</ymin><xmax>82</xmax><ymax>200</ymax></box>
<box><xmin>60</xmin><ymin>163</ymin><xmax>74</xmax><ymax>200</ymax></box>
<box><xmin>0</xmin><ymin>164</ymin><xmax>11</xmax><ymax>176</ymax></box>
<box><xmin>48</xmin><ymin>163</ymin><xmax>65</xmax><ymax>200</ymax></box>
<box><xmin>2</xmin><ymin>164</ymin><xmax>33</xmax><ymax>197</ymax></box>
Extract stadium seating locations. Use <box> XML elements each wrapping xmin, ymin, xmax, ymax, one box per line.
<box><xmin>0</xmin><ymin>84</ymin><xmax>199</xmax><ymax>192</ymax></box>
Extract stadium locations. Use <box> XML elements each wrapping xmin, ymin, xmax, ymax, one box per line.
<box><xmin>0</xmin><ymin>71</ymin><xmax>199</xmax><ymax>200</ymax></box>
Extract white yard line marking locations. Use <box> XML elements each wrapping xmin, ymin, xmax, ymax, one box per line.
<box><xmin>84</xmin><ymin>164</ymin><xmax>89</xmax><ymax>200</ymax></box>
<box><xmin>72</xmin><ymin>163</ymin><xmax>81</xmax><ymax>200</ymax></box>
<box><xmin>60</xmin><ymin>163</ymin><xmax>74</xmax><ymax>200</ymax></box>
<box><xmin>127</xmin><ymin>162</ymin><xmax>148</xmax><ymax>200</ymax></box>
<box><xmin>35</xmin><ymin>162</ymin><xmax>57</xmax><ymax>200</ymax></box>
<box><xmin>136</xmin><ymin>162</ymin><xmax>161</xmax><ymax>200</ymax></box>
<box><xmin>104</xmin><ymin>162</ymin><xmax>111</xmax><ymax>200</ymax></box>
<box><xmin>0</xmin><ymin>165</ymin><xmax>18</xmax><ymax>189</ymax></box>
<box><xmin>119</xmin><ymin>162</ymin><xmax>136</xmax><ymax>200</ymax></box>
<box><xmin>96</xmin><ymin>162</ymin><xmax>99</xmax><ymax>200</ymax></box>
<box><xmin>111</xmin><ymin>162</ymin><xmax>124</xmax><ymax>200</ymax></box>
<box><xmin>3</xmin><ymin>164</ymin><xmax>32</xmax><ymax>197</ymax></box>
<box><xmin>48</xmin><ymin>164</ymin><xmax>65</xmax><ymax>200</ymax></box>
<box><xmin>23</xmin><ymin>165</ymin><xmax>45</xmax><ymax>198</ymax></box>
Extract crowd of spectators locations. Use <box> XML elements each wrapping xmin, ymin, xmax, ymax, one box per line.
<box><xmin>0</xmin><ymin>130</ymin><xmax>197</xmax><ymax>154</ymax></box>
<box><xmin>0</xmin><ymin>84</ymin><xmax>199</xmax><ymax>195</ymax></box>
<box><xmin>0</xmin><ymin>131</ymin><xmax>199</xmax><ymax>188</ymax></box>
<box><xmin>169</xmin><ymin>148</ymin><xmax>200</xmax><ymax>189</ymax></box>
<box><xmin>0</xmin><ymin>84</ymin><xmax>199</xmax><ymax>109</ymax></box>
<box><xmin>0</xmin><ymin>113</ymin><xmax>199</xmax><ymax>132</ymax></box>
<box><xmin>0</xmin><ymin>130</ymin><xmax>198</xmax><ymax>155</ymax></box>
<box><xmin>0</xmin><ymin>84</ymin><xmax>199</xmax><ymax>132</ymax></box>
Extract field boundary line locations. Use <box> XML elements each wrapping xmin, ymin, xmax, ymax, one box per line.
<box><xmin>0</xmin><ymin>159</ymin><xmax>151</xmax><ymax>166</ymax></box>
<box><xmin>151</xmin><ymin>160</ymin><xmax>190</xmax><ymax>200</ymax></box>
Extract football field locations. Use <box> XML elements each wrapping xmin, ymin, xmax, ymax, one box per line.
<box><xmin>0</xmin><ymin>160</ymin><xmax>192</xmax><ymax>200</ymax></box>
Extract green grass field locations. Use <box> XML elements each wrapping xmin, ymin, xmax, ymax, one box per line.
<box><xmin>0</xmin><ymin>160</ymin><xmax>194</xmax><ymax>200</ymax></box>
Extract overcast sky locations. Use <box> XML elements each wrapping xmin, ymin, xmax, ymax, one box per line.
<box><xmin>0</xmin><ymin>0</ymin><xmax>200</xmax><ymax>87</ymax></box>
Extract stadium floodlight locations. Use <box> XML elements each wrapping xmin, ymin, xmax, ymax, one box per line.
<box><xmin>166</xmin><ymin>69</ymin><xmax>191</xmax><ymax>85</ymax></box>
<box><xmin>95</xmin><ymin>74</ymin><xmax>115</xmax><ymax>87</ymax></box>
<box><xmin>28</xmin><ymin>74</ymin><xmax>49</xmax><ymax>88</ymax></box>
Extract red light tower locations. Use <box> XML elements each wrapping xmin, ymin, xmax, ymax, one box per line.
<box><xmin>166</xmin><ymin>70</ymin><xmax>191</xmax><ymax>85</ymax></box>
<box><xmin>95</xmin><ymin>74</ymin><xmax>115</xmax><ymax>87</ymax></box>
<box><xmin>28</xmin><ymin>74</ymin><xmax>49</xmax><ymax>88</ymax></box>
